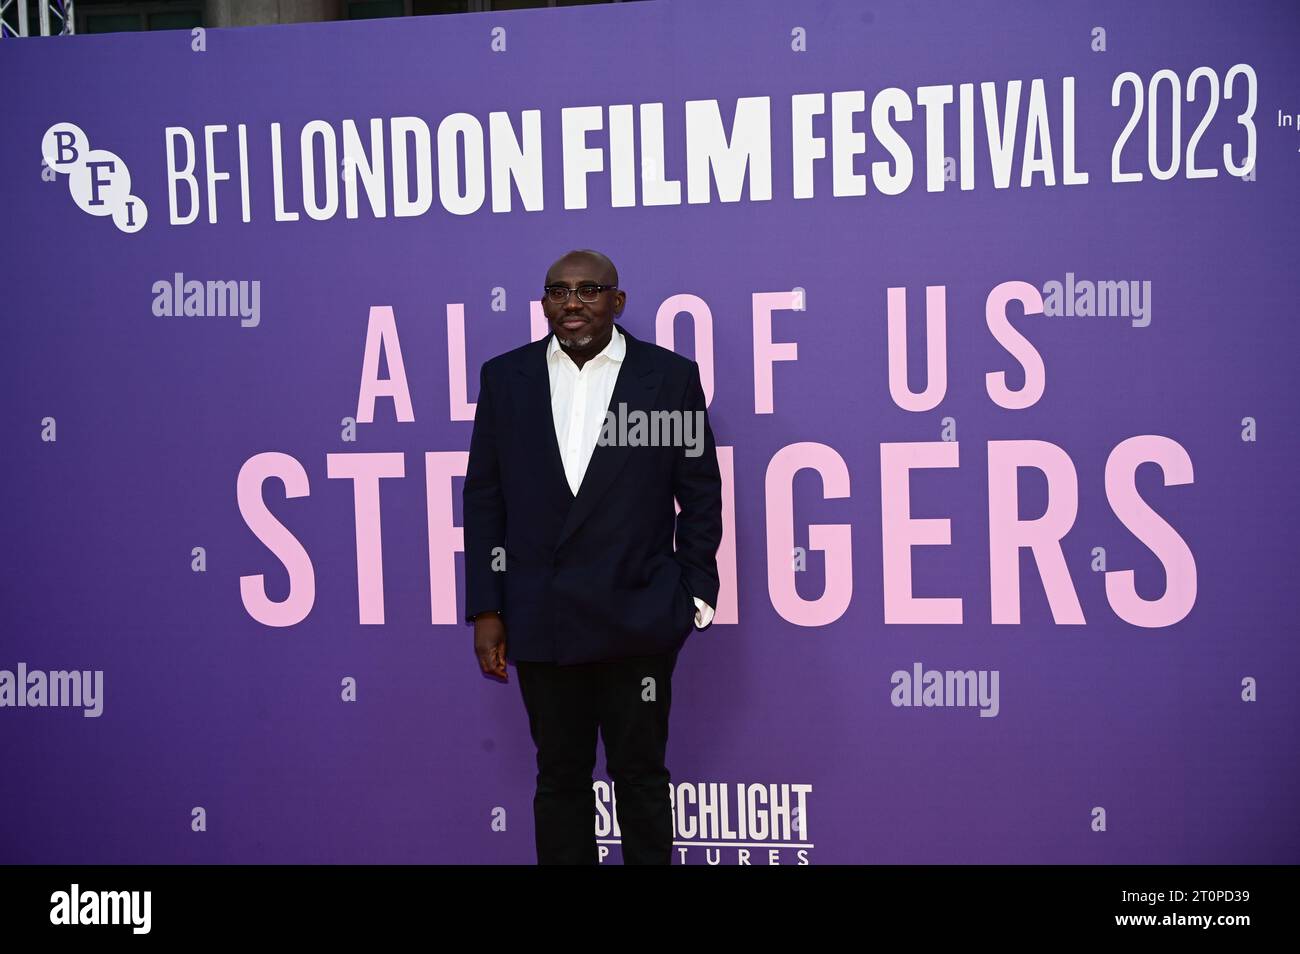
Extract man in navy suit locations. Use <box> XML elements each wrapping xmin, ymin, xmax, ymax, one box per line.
<box><xmin>463</xmin><ymin>249</ymin><xmax>723</xmax><ymax>864</ymax></box>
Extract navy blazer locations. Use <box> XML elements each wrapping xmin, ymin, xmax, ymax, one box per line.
<box><xmin>462</xmin><ymin>323</ymin><xmax>723</xmax><ymax>666</ymax></box>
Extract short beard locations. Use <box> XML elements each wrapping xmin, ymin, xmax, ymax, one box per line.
<box><xmin>559</xmin><ymin>331</ymin><xmax>595</xmax><ymax>349</ymax></box>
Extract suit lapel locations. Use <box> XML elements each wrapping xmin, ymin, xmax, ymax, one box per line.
<box><xmin>559</xmin><ymin>325</ymin><xmax>664</xmax><ymax>549</ymax></box>
<box><xmin>514</xmin><ymin>324</ymin><xmax>665</xmax><ymax>552</ymax></box>
<box><xmin>514</xmin><ymin>334</ymin><xmax>573</xmax><ymax>508</ymax></box>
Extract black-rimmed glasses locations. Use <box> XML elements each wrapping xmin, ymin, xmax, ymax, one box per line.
<box><xmin>544</xmin><ymin>283</ymin><xmax>618</xmax><ymax>304</ymax></box>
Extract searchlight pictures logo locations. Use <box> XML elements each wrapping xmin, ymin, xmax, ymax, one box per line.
<box><xmin>596</xmin><ymin>779</ymin><xmax>814</xmax><ymax>864</ymax></box>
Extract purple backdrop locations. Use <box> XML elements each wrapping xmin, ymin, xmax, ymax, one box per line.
<box><xmin>2</xmin><ymin>0</ymin><xmax>1298</xmax><ymax>864</ymax></box>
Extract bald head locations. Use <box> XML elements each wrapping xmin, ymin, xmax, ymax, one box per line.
<box><xmin>545</xmin><ymin>249</ymin><xmax>618</xmax><ymax>288</ymax></box>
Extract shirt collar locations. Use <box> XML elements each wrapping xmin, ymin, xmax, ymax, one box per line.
<box><xmin>548</xmin><ymin>323</ymin><xmax>625</xmax><ymax>365</ymax></box>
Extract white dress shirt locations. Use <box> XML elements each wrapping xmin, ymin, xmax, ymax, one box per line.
<box><xmin>547</xmin><ymin>324</ymin><xmax>715</xmax><ymax>629</ymax></box>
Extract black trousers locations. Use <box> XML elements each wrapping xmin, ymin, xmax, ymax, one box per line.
<box><xmin>515</xmin><ymin>648</ymin><xmax>680</xmax><ymax>865</ymax></box>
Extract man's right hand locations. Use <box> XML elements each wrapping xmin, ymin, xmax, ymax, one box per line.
<box><xmin>473</xmin><ymin>613</ymin><xmax>508</xmax><ymax>682</ymax></box>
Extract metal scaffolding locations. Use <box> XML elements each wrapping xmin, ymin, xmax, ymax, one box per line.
<box><xmin>1</xmin><ymin>0</ymin><xmax>75</xmax><ymax>36</ymax></box>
